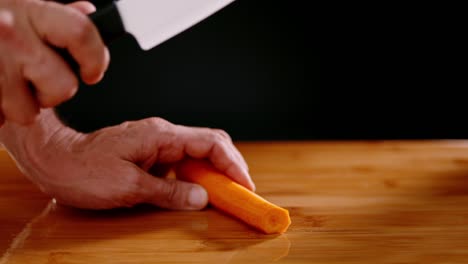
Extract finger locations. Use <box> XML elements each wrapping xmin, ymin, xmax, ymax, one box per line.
<box><xmin>179</xmin><ymin>126</ymin><xmax>256</xmax><ymax>191</ymax></box>
<box><xmin>67</xmin><ymin>1</ymin><xmax>96</xmax><ymax>14</ymax></box>
<box><xmin>28</xmin><ymin>1</ymin><xmax>109</xmax><ymax>84</ymax></box>
<box><xmin>0</xmin><ymin>6</ymin><xmax>76</xmax><ymax>108</ymax></box>
<box><xmin>21</xmin><ymin>41</ymin><xmax>79</xmax><ymax>108</ymax></box>
<box><xmin>0</xmin><ymin>50</ymin><xmax>4</xmax><ymax>127</ymax></box>
<box><xmin>212</xmin><ymin>128</ymin><xmax>249</xmax><ymax>172</ymax></box>
<box><xmin>229</xmin><ymin>141</ymin><xmax>249</xmax><ymax>173</ymax></box>
<box><xmin>136</xmin><ymin>167</ymin><xmax>208</xmax><ymax>210</ymax></box>
<box><xmin>113</xmin><ymin>119</ymin><xmax>254</xmax><ymax>192</ymax></box>
<box><xmin>0</xmin><ymin>111</ymin><xmax>4</xmax><ymax>127</ymax></box>
<box><xmin>0</xmin><ymin>77</ymin><xmax>39</xmax><ymax>125</ymax></box>
<box><xmin>0</xmin><ymin>90</ymin><xmax>4</xmax><ymax>127</ymax></box>
<box><xmin>0</xmin><ymin>9</ymin><xmax>14</xmax><ymax>41</ymax></box>
<box><xmin>0</xmin><ymin>46</ymin><xmax>40</xmax><ymax>124</ymax></box>
<box><xmin>229</xmin><ymin>146</ymin><xmax>253</xmax><ymax>190</ymax></box>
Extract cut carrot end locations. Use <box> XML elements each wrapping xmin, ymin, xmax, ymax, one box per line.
<box><xmin>175</xmin><ymin>158</ymin><xmax>291</xmax><ymax>234</ymax></box>
<box><xmin>263</xmin><ymin>207</ymin><xmax>291</xmax><ymax>234</ymax></box>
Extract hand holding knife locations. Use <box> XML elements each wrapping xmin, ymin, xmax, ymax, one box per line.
<box><xmin>61</xmin><ymin>0</ymin><xmax>235</xmax><ymax>72</ymax></box>
<box><xmin>0</xmin><ymin>0</ymin><xmax>234</xmax><ymax>126</ymax></box>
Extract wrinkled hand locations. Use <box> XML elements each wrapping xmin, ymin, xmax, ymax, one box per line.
<box><xmin>1</xmin><ymin>110</ymin><xmax>254</xmax><ymax>210</ymax></box>
<box><xmin>0</xmin><ymin>0</ymin><xmax>108</xmax><ymax>126</ymax></box>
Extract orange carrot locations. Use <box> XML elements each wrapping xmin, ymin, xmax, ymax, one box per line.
<box><xmin>175</xmin><ymin>158</ymin><xmax>291</xmax><ymax>234</ymax></box>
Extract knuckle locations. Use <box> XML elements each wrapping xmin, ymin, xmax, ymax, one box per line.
<box><xmin>103</xmin><ymin>47</ymin><xmax>110</xmax><ymax>66</ymax></box>
<box><xmin>161</xmin><ymin>180</ymin><xmax>179</xmax><ymax>205</ymax></box>
<box><xmin>115</xmin><ymin>174</ymin><xmax>145</xmax><ymax>207</ymax></box>
<box><xmin>144</xmin><ymin>117</ymin><xmax>174</xmax><ymax>133</ymax></box>
<box><xmin>146</xmin><ymin>117</ymin><xmax>169</xmax><ymax>127</ymax></box>
<box><xmin>118</xmin><ymin>120</ymin><xmax>133</xmax><ymax>130</ymax></box>
<box><xmin>39</xmin><ymin>77</ymin><xmax>78</xmax><ymax>107</ymax></box>
<box><xmin>70</xmin><ymin>13</ymin><xmax>94</xmax><ymax>45</ymax></box>
<box><xmin>213</xmin><ymin>128</ymin><xmax>232</xmax><ymax>141</ymax></box>
<box><xmin>59</xmin><ymin>76</ymin><xmax>78</xmax><ymax>99</ymax></box>
<box><xmin>25</xmin><ymin>49</ymin><xmax>78</xmax><ymax>106</ymax></box>
<box><xmin>31</xmin><ymin>50</ymin><xmax>48</xmax><ymax>68</ymax></box>
<box><xmin>125</xmin><ymin>173</ymin><xmax>144</xmax><ymax>190</ymax></box>
<box><xmin>209</xmin><ymin>129</ymin><xmax>227</xmax><ymax>144</ymax></box>
<box><xmin>1</xmin><ymin>100</ymin><xmax>34</xmax><ymax>124</ymax></box>
<box><xmin>115</xmin><ymin>192</ymin><xmax>142</xmax><ymax>208</ymax></box>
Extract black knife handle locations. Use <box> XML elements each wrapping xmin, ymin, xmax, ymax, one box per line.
<box><xmin>53</xmin><ymin>1</ymin><xmax>125</xmax><ymax>79</ymax></box>
<box><xmin>89</xmin><ymin>2</ymin><xmax>125</xmax><ymax>46</ymax></box>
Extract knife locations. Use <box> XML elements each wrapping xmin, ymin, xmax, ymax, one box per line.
<box><xmin>58</xmin><ymin>0</ymin><xmax>235</xmax><ymax>74</ymax></box>
<box><xmin>90</xmin><ymin>0</ymin><xmax>235</xmax><ymax>50</ymax></box>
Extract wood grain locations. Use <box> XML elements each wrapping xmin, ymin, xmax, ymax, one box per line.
<box><xmin>2</xmin><ymin>141</ymin><xmax>468</xmax><ymax>263</ymax></box>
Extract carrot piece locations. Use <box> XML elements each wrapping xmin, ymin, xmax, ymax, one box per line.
<box><xmin>175</xmin><ymin>158</ymin><xmax>291</xmax><ymax>234</ymax></box>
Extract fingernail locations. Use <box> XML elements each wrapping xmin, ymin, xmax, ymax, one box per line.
<box><xmin>249</xmin><ymin>180</ymin><xmax>257</xmax><ymax>192</ymax></box>
<box><xmin>189</xmin><ymin>186</ymin><xmax>208</xmax><ymax>208</ymax></box>
<box><xmin>243</xmin><ymin>168</ymin><xmax>256</xmax><ymax>191</ymax></box>
<box><xmin>0</xmin><ymin>10</ymin><xmax>14</xmax><ymax>26</ymax></box>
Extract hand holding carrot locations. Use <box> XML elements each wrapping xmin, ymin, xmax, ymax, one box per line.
<box><xmin>0</xmin><ymin>110</ymin><xmax>254</xmax><ymax>210</ymax></box>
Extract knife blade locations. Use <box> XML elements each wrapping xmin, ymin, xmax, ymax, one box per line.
<box><xmin>91</xmin><ymin>0</ymin><xmax>236</xmax><ymax>50</ymax></box>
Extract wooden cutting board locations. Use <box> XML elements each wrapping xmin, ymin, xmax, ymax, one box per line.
<box><xmin>1</xmin><ymin>141</ymin><xmax>468</xmax><ymax>263</ymax></box>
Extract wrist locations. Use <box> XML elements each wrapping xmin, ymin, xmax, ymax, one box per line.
<box><xmin>0</xmin><ymin>109</ymin><xmax>59</xmax><ymax>151</ymax></box>
<box><xmin>0</xmin><ymin>109</ymin><xmax>82</xmax><ymax>175</ymax></box>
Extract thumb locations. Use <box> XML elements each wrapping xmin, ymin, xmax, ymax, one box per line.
<box><xmin>138</xmin><ymin>168</ymin><xmax>209</xmax><ymax>210</ymax></box>
<box><xmin>66</xmin><ymin>1</ymin><xmax>96</xmax><ymax>15</ymax></box>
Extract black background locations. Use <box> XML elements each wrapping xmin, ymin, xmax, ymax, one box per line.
<box><xmin>56</xmin><ymin>1</ymin><xmax>466</xmax><ymax>140</ymax></box>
